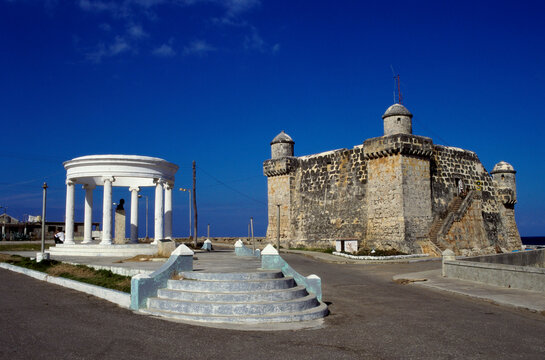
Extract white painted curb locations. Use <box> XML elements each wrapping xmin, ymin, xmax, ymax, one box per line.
<box><xmin>0</xmin><ymin>263</ymin><xmax>130</xmax><ymax>308</ymax></box>
<box><xmin>332</xmin><ymin>252</ymin><xmax>429</xmax><ymax>260</ymax></box>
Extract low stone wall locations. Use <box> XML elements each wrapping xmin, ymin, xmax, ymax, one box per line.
<box><xmin>234</xmin><ymin>240</ymin><xmax>261</xmax><ymax>257</ymax></box>
<box><xmin>459</xmin><ymin>249</ymin><xmax>545</xmax><ymax>267</ymax></box>
<box><xmin>261</xmin><ymin>245</ymin><xmax>323</xmax><ymax>302</ymax></box>
<box><xmin>443</xmin><ymin>249</ymin><xmax>545</xmax><ymax>293</ymax></box>
<box><xmin>130</xmin><ymin>244</ymin><xmax>194</xmax><ymax>310</ymax></box>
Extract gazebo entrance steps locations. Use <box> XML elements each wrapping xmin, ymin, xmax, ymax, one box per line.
<box><xmin>139</xmin><ymin>270</ymin><xmax>328</xmax><ymax>324</ymax></box>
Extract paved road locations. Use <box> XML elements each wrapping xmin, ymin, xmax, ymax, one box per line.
<box><xmin>1</xmin><ymin>254</ymin><xmax>544</xmax><ymax>359</ymax></box>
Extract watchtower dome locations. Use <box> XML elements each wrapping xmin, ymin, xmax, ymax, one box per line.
<box><xmin>271</xmin><ymin>131</ymin><xmax>294</xmax><ymax>159</ymax></box>
<box><xmin>382</xmin><ymin>103</ymin><xmax>413</xmax><ymax>136</ymax></box>
<box><xmin>491</xmin><ymin>161</ymin><xmax>517</xmax><ymax>201</ymax></box>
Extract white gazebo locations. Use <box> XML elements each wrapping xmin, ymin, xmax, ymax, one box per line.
<box><xmin>60</xmin><ymin>155</ymin><xmax>178</xmax><ymax>249</ymax></box>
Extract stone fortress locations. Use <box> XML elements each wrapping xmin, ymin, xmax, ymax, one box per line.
<box><xmin>263</xmin><ymin>103</ymin><xmax>522</xmax><ymax>256</ymax></box>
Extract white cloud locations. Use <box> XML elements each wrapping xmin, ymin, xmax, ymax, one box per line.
<box><xmin>224</xmin><ymin>0</ymin><xmax>260</xmax><ymax>18</ymax></box>
<box><xmin>183</xmin><ymin>39</ymin><xmax>216</xmax><ymax>56</ymax></box>
<box><xmin>127</xmin><ymin>24</ymin><xmax>148</xmax><ymax>38</ymax></box>
<box><xmin>243</xmin><ymin>27</ymin><xmax>279</xmax><ymax>54</ymax></box>
<box><xmin>70</xmin><ymin>0</ymin><xmax>268</xmax><ymax>60</ymax></box>
<box><xmin>153</xmin><ymin>43</ymin><xmax>176</xmax><ymax>57</ymax></box>
<box><xmin>78</xmin><ymin>0</ymin><xmax>118</xmax><ymax>13</ymax></box>
<box><xmin>99</xmin><ymin>23</ymin><xmax>112</xmax><ymax>31</ymax></box>
<box><xmin>85</xmin><ymin>36</ymin><xmax>131</xmax><ymax>63</ymax></box>
<box><xmin>244</xmin><ymin>27</ymin><xmax>265</xmax><ymax>52</ymax></box>
<box><xmin>109</xmin><ymin>36</ymin><xmax>131</xmax><ymax>55</ymax></box>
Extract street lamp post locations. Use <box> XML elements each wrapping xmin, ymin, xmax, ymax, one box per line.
<box><xmin>179</xmin><ymin>188</ymin><xmax>192</xmax><ymax>238</ymax></box>
<box><xmin>0</xmin><ymin>206</ymin><xmax>5</xmax><ymax>241</ymax></box>
<box><xmin>138</xmin><ymin>194</ymin><xmax>149</xmax><ymax>240</ymax></box>
<box><xmin>37</xmin><ymin>182</ymin><xmax>50</xmax><ymax>262</ymax></box>
<box><xmin>41</xmin><ymin>183</ymin><xmax>47</xmax><ymax>254</ymax></box>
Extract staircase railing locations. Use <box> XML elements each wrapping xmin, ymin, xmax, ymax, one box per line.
<box><xmin>428</xmin><ymin>190</ymin><xmax>475</xmax><ymax>252</ymax></box>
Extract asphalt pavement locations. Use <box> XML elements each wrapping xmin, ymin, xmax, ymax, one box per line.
<box><xmin>1</xmin><ymin>247</ymin><xmax>545</xmax><ymax>359</ymax></box>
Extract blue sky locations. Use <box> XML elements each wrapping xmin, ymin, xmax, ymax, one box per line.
<box><xmin>1</xmin><ymin>0</ymin><xmax>544</xmax><ymax>237</ymax></box>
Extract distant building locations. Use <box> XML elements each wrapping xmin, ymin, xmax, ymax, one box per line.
<box><xmin>0</xmin><ymin>213</ymin><xmax>19</xmax><ymax>224</ymax></box>
<box><xmin>1</xmin><ymin>218</ymin><xmax>100</xmax><ymax>241</ymax></box>
<box><xmin>263</xmin><ymin>103</ymin><xmax>521</xmax><ymax>256</ymax></box>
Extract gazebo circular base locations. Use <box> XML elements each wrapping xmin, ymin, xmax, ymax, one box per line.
<box><xmin>47</xmin><ymin>243</ymin><xmax>158</xmax><ymax>257</ymax></box>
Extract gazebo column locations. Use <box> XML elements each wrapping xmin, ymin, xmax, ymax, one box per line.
<box><xmin>82</xmin><ymin>184</ymin><xmax>95</xmax><ymax>244</ymax></box>
<box><xmin>101</xmin><ymin>177</ymin><xmax>115</xmax><ymax>245</ymax></box>
<box><xmin>153</xmin><ymin>179</ymin><xmax>164</xmax><ymax>244</ymax></box>
<box><xmin>64</xmin><ymin>179</ymin><xmax>75</xmax><ymax>245</ymax></box>
<box><xmin>164</xmin><ymin>183</ymin><xmax>173</xmax><ymax>241</ymax></box>
<box><xmin>129</xmin><ymin>186</ymin><xmax>140</xmax><ymax>244</ymax></box>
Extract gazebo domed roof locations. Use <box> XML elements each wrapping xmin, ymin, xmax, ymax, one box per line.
<box><xmin>63</xmin><ymin>154</ymin><xmax>178</xmax><ymax>187</ymax></box>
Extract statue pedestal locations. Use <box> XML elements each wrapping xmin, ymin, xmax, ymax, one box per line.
<box><xmin>114</xmin><ymin>210</ymin><xmax>127</xmax><ymax>244</ymax></box>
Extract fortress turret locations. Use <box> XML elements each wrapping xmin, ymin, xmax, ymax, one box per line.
<box><xmin>491</xmin><ymin>161</ymin><xmax>517</xmax><ymax>203</ymax></box>
<box><xmin>382</xmin><ymin>103</ymin><xmax>413</xmax><ymax>136</ymax></box>
<box><xmin>270</xmin><ymin>130</ymin><xmax>294</xmax><ymax>159</ymax></box>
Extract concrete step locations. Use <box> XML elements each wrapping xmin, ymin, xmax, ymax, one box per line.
<box><xmin>167</xmin><ymin>277</ymin><xmax>295</xmax><ymax>292</ymax></box>
<box><xmin>157</xmin><ymin>285</ymin><xmax>309</xmax><ymax>302</ymax></box>
<box><xmin>143</xmin><ymin>270</ymin><xmax>328</xmax><ymax>325</ymax></box>
<box><xmin>179</xmin><ymin>270</ymin><xmax>283</xmax><ymax>281</ymax></box>
<box><xmin>148</xmin><ymin>294</ymin><xmax>319</xmax><ymax>316</ymax></box>
<box><xmin>140</xmin><ymin>301</ymin><xmax>329</xmax><ymax>324</ymax></box>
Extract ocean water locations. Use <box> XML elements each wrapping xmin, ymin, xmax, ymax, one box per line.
<box><xmin>521</xmin><ymin>236</ymin><xmax>545</xmax><ymax>246</ymax></box>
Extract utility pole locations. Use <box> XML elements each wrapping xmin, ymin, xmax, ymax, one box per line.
<box><xmin>179</xmin><ymin>188</ymin><xmax>192</xmax><ymax>238</ymax></box>
<box><xmin>192</xmin><ymin>160</ymin><xmax>198</xmax><ymax>247</ymax></box>
<box><xmin>250</xmin><ymin>217</ymin><xmax>255</xmax><ymax>252</ymax></box>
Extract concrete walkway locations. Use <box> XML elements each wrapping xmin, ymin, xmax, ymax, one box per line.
<box><xmin>281</xmin><ymin>249</ymin><xmax>545</xmax><ymax>314</ymax></box>
<box><xmin>2</xmin><ymin>245</ymin><xmax>544</xmax><ymax>315</ymax></box>
<box><xmin>393</xmin><ymin>269</ymin><xmax>545</xmax><ymax>313</ymax></box>
<box><xmin>2</xmin><ymin>249</ymin><xmax>261</xmax><ymax>275</ymax></box>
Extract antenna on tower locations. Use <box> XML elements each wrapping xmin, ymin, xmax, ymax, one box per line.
<box><xmin>394</xmin><ymin>74</ymin><xmax>403</xmax><ymax>104</ymax></box>
<box><xmin>390</xmin><ymin>65</ymin><xmax>396</xmax><ymax>103</ymax></box>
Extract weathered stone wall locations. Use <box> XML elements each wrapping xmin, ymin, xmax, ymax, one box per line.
<box><xmin>443</xmin><ymin>195</ymin><xmax>492</xmax><ymax>256</ymax></box>
<box><xmin>365</xmin><ymin>154</ymin><xmax>405</xmax><ymax>250</ymax></box>
<box><xmin>430</xmin><ymin>145</ymin><xmax>521</xmax><ymax>252</ymax></box>
<box><xmin>430</xmin><ymin>145</ymin><xmax>494</xmax><ymax>217</ymax></box>
<box><xmin>264</xmin><ymin>173</ymin><xmax>292</xmax><ymax>241</ymax></box>
<box><xmin>287</xmin><ymin>147</ymin><xmax>367</xmax><ymax>247</ymax></box>
<box><xmin>264</xmin><ymin>132</ymin><xmax>522</xmax><ymax>255</ymax></box>
<box><xmin>401</xmin><ymin>155</ymin><xmax>433</xmax><ymax>250</ymax></box>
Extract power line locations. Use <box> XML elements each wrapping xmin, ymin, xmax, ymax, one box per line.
<box><xmin>197</xmin><ymin>166</ymin><xmax>267</xmax><ymax>205</ymax></box>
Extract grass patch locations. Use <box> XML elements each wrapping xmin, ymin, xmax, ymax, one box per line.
<box><xmin>289</xmin><ymin>247</ymin><xmax>335</xmax><ymax>254</ymax></box>
<box><xmin>0</xmin><ymin>243</ymin><xmax>52</xmax><ymax>252</ymax></box>
<box><xmin>118</xmin><ymin>254</ymin><xmax>167</xmax><ymax>262</ymax></box>
<box><xmin>0</xmin><ymin>254</ymin><xmax>131</xmax><ymax>293</ymax></box>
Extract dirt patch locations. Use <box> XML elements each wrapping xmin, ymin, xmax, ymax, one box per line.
<box><xmin>394</xmin><ymin>278</ymin><xmax>428</xmax><ymax>285</ymax></box>
<box><xmin>116</xmin><ymin>254</ymin><xmax>166</xmax><ymax>263</ymax></box>
<box><xmin>170</xmin><ymin>273</ymin><xmax>184</xmax><ymax>280</ymax></box>
<box><xmin>47</xmin><ymin>263</ymin><xmax>96</xmax><ymax>278</ymax></box>
<box><xmin>0</xmin><ymin>254</ymin><xmax>16</xmax><ymax>262</ymax></box>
